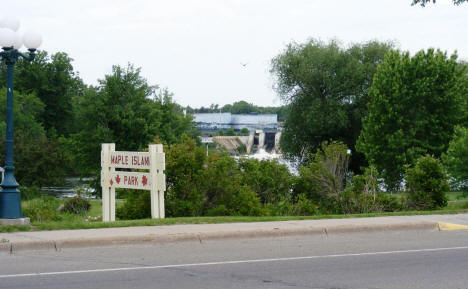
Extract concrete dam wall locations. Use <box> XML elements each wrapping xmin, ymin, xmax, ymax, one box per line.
<box><xmin>212</xmin><ymin>131</ymin><xmax>281</xmax><ymax>155</ymax></box>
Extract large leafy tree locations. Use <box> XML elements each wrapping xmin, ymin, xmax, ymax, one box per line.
<box><xmin>271</xmin><ymin>39</ymin><xmax>393</xmax><ymax>171</ymax></box>
<box><xmin>442</xmin><ymin>126</ymin><xmax>468</xmax><ymax>192</ymax></box>
<box><xmin>0</xmin><ymin>51</ymin><xmax>85</xmax><ymax>137</ymax></box>
<box><xmin>70</xmin><ymin>64</ymin><xmax>194</xmax><ymax>175</ymax></box>
<box><xmin>357</xmin><ymin>49</ymin><xmax>467</xmax><ymax>190</ymax></box>
<box><xmin>0</xmin><ymin>88</ymin><xmax>68</xmax><ymax>186</ymax></box>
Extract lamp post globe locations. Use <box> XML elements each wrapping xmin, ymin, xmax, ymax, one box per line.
<box><xmin>0</xmin><ymin>18</ymin><xmax>41</xmax><ymax>224</ymax></box>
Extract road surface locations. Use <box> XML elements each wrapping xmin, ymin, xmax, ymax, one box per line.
<box><xmin>1</xmin><ymin>229</ymin><xmax>468</xmax><ymax>289</ymax></box>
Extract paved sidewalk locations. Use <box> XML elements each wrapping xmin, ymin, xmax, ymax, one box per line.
<box><xmin>1</xmin><ymin>213</ymin><xmax>468</xmax><ymax>252</ymax></box>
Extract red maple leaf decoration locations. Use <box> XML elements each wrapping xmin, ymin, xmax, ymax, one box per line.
<box><xmin>142</xmin><ymin>175</ymin><xmax>148</xmax><ymax>186</ymax></box>
<box><xmin>110</xmin><ymin>179</ymin><xmax>114</xmax><ymax>186</ymax></box>
<box><xmin>115</xmin><ymin>175</ymin><xmax>121</xmax><ymax>184</ymax></box>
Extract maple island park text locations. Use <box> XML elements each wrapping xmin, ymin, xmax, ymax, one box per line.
<box><xmin>110</xmin><ymin>154</ymin><xmax>150</xmax><ymax>167</ymax></box>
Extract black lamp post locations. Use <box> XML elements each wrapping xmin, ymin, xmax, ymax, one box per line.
<box><xmin>0</xmin><ymin>17</ymin><xmax>41</xmax><ymax>223</ymax></box>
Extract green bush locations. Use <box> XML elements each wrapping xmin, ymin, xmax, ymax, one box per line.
<box><xmin>264</xmin><ymin>198</ymin><xmax>294</xmax><ymax>216</ymax></box>
<box><xmin>406</xmin><ymin>155</ymin><xmax>449</xmax><ymax>210</ymax></box>
<box><xmin>206</xmin><ymin>205</ymin><xmax>229</xmax><ymax>216</ymax></box>
<box><xmin>116</xmin><ymin>191</ymin><xmax>151</xmax><ymax>220</ymax></box>
<box><xmin>293</xmin><ymin>141</ymin><xmax>350</xmax><ymax>202</ymax></box>
<box><xmin>22</xmin><ymin>196</ymin><xmax>63</xmax><ymax>222</ymax></box>
<box><xmin>165</xmin><ymin>191</ymin><xmax>204</xmax><ymax>217</ymax></box>
<box><xmin>239</xmin><ymin>158</ymin><xmax>294</xmax><ymax>204</ymax></box>
<box><xmin>63</xmin><ymin>197</ymin><xmax>91</xmax><ymax>215</ymax></box>
<box><xmin>230</xmin><ymin>186</ymin><xmax>264</xmax><ymax>216</ymax></box>
<box><xmin>292</xmin><ymin>194</ymin><xmax>318</xmax><ymax>215</ymax></box>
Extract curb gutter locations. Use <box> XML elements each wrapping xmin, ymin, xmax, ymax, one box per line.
<box><xmin>0</xmin><ymin>221</ymin><xmax>437</xmax><ymax>253</ymax></box>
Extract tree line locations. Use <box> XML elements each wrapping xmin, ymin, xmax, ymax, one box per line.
<box><xmin>187</xmin><ymin>100</ymin><xmax>288</xmax><ymax>122</ymax></box>
<box><xmin>0</xmin><ymin>36</ymin><xmax>466</xmax><ymax>219</ymax></box>
<box><xmin>271</xmin><ymin>39</ymin><xmax>467</xmax><ymax>192</ymax></box>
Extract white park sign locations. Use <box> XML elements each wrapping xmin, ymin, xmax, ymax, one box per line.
<box><xmin>101</xmin><ymin>143</ymin><xmax>166</xmax><ymax>222</ymax></box>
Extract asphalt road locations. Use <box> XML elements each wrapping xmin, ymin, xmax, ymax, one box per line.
<box><xmin>1</xmin><ymin>229</ymin><xmax>468</xmax><ymax>289</ymax></box>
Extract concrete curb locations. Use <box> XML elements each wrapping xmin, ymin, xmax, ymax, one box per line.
<box><xmin>0</xmin><ymin>221</ymin><xmax>437</xmax><ymax>252</ymax></box>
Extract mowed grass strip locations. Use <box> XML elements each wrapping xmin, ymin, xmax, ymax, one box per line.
<box><xmin>1</xmin><ymin>197</ymin><xmax>468</xmax><ymax>233</ymax></box>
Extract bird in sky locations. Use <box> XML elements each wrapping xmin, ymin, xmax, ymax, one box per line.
<box><xmin>240</xmin><ymin>62</ymin><xmax>248</xmax><ymax>67</ymax></box>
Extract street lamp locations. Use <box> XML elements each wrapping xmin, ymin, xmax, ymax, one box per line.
<box><xmin>0</xmin><ymin>17</ymin><xmax>41</xmax><ymax>224</ymax></box>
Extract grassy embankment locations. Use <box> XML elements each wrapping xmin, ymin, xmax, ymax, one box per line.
<box><xmin>1</xmin><ymin>192</ymin><xmax>467</xmax><ymax>233</ymax></box>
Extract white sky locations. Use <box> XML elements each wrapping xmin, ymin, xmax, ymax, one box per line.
<box><xmin>4</xmin><ymin>0</ymin><xmax>468</xmax><ymax>108</ymax></box>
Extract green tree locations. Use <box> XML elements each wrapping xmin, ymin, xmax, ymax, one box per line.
<box><xmin>442</xmin><ymin>126</ymin><xmax>468</xmax><ymax>192</ymax></box>
<box><xmin>229</xmin><ymin>101</ymin><xmax>256</xmax><ymax>114</ymax></box>
<box><xmin>271</xmin><ymin>39</ymin><xmax>393</xmax><ymax>171</ymax></box>
<box><xmin>0</xmin><ymin>88</ymin><xmax>45</xmax><ymax>138</ymax></box>
<box><xmin>1</xmin><ymin>51</ymin><xmax>85</xmax><ymax>137</ymax></box>
<box><xmin>0</xmin><ymin>89</ymin><xmax>68</xmax><ymax>186</ymax></box>
<box><xmin>70</xmin><ymin>63</ymin><xmax>194</xmax><ymax>176</ymax></box>
<box><xmin>412</xmin><ymin>0</ymin><xmax>466</xmax><ymax>6</ymax></box>
<box><xmin>357</xmin><ymin>49</ymin><xmax>466</xmax><ymax>190</ymax></box>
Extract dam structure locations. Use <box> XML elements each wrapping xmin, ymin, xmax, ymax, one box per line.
<box><xmin>193</xmin><ymin>113</ymin><xmax>281</xmax><ymax>154</ymax></box>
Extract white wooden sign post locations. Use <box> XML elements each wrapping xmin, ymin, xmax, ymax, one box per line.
<box><xmin>101</xmin><ymin>143</ymin><xmax>166</xmax><ymax>222</ymax></box>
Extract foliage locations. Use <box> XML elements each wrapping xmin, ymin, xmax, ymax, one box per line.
<box><xmin>22</xmin><ymin>196</ymin><xmax>63</xmax><ymax>222</ymax></box>
<box><xmin>291</xmin><ymin>194</ymin><xmax>318</xmax><ymax>215</ymax></box>
<box><xmin>225</xmin><ymin>128</ymin><xmax>236</xmax><ymax>136</ymax></box>
<box><xmin>357</xmin><ymin>49</ymin><xmax>467</xmax><ymax>190</ymax></box>
<box><xmin>442</xmin><ymin>126</ymin><xmax>468</xmax><ymax>192</ymax></box>
<box><xmin>238</xmin><ymin>158</ymin><xmax>293</xmax><ymax>204</ymax></box>
<box><xmin>69</xmin><ymin>63</ymin><xmax>194</xmax><ymax>177</ymax></box>
<box><xmin>0</xmin><ymin>71</ymin><xmax>72</xmax><ymax>187</ymax></box>
<box><xmin>0</xmin><ymin>88</ymin><xmax>45</xmax><ymax>138</ymax></box>
<box><xmin>412</xmin><ymin>0</ymin><xmax>466</xmax><ymax>6</ymax></box>
<box><xmin>225</xmin><ymin>185</ymin><xmax>263</xmax><ymax>216</ymax></box>
<box><xmin>165</xmin><ymin>136</ymin><xmax>206</xmax><ymax>217</ymax></box>
<box><xmin>0</xmin><ymin>51</ymin><xmax>85</xmax><ymax>137</ymax></box>
<box><xmin>406</xmin><ymin>155</ymin><xmax>449</xmax><ymax>210</ymax></box>
<box><xmin>271</xmin><ymin>39</ymin><xmax>394</xmax><ymax>171</ymax></box>
<box><xmin>0</xmin><ymin>132</ymin><xmax>70</xmax><ymax>187</ymax></box>
<box><xmin>202</xmin><ymin>152</ymin><xmax>243</xmax><ymax>211</ymax></box>
<box><xmin>189</xmin><ymin>101</ymin><xmax>288</xmax><ymax>122</ymax></box>
<box><xmin>295</xmin><ymin>142</ymin><xmax>350</xmax><ymax>198</ymax></box>
<box><xmin>240</xmin><ymin>128</ymin><xmax>250</xmax><ymax>135</ymax></box>
<box><xmin>293</xmin><ymin>142</ymin><xmax>350</xmax><ymax>214</ymax></box>
<box><xmin>338</xmin><ymin>166</ymin><xmax>401</xmax><ymax>214</ymax></box>
<box><xmin>63</xmin><ymin>197</ymin><xmax>91</xmax><ymax>215</ymax></box>
<box><xmin>116</xmin><ymin>191</ymin><xmax>151</xmax><ymax>220</ymax></box>
<box><xmin>20</xmin><ymin>186</ymin><xmax>42</xmax><ymax>201</ymax></box>
<box><xmin>236</xmin><ymin>144</ymin><xmax>247</xmax><ymax>155</ymax></box>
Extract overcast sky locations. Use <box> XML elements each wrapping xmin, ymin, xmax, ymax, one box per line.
<box><xmin>4</xmin><ymin>0</ymin><xmax>468</xmax><ymax>108</ymax></box>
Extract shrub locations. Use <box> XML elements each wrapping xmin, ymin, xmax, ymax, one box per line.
<box><xmin>63</xmin><ymin>197</ymin><xmax>91</xmax><ymax>215</ymax></box>
<box><xmin>406</xmin><ymin>155</ymin><xmax>449</xmax><ymax>210</ymax></box>
<box><xmin>206</xmin><ymin>205</ymin><xmax>229</xmax><ymax>216</ymax></box>
<box><xmin>292</xmin><ymin>194</ymin><xmax>318</xmax><ymax>215</ymax></box>
<box><xmin>165</xmin><ymin>190</ymin><xmax>204</xmax><ymax>217</ymax></box>
<box><xmin>239</xmin><ymin>158</ymin><xmax>294</xmax><ymax>204</ymax></box>
<box><xmin>116</xmin><ymin>191</ymin><xmax>151</xmax><ymax>220</ymax></box>
<box><xmin>294</xmin><ymin>141</ymin><xmax>350</xmax><ymax>201</ymax></box>
<box><xmin>230</xmin><ymin>186</ymin><xmax>264</xmax><ymax>216</ymax></box>
<box><xmin>22</xmin><ymin>196</ymin><xmax>63</xmax><ymax>222</ymax></box>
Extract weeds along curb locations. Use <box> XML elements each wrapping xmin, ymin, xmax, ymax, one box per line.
<box><xmin>0</xmin><ymin>221</ymin><xmax>438</xmax><ymax>253</ymax></box>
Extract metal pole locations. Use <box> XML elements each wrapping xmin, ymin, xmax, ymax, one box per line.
<box><xmin>0</xmin><ymin>60</ymin><xmax>22</xmax><ymax>219</ymax></box>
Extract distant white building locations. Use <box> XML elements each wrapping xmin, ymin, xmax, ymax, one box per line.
<box><xmin>193</xmin><ymin>113</ymin><xmax>277</xmax><ymax>132</ymax></box>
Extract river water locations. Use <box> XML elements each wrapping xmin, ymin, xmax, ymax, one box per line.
<box><xmin>41</xmin><ymin>177</ymin><xmax>96</xmax><ymax>198</ymax></box>
<box><xmin>241</xmin><ymin>149</ymin><xmax>299</xmax><ymax>175</ymax></box>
